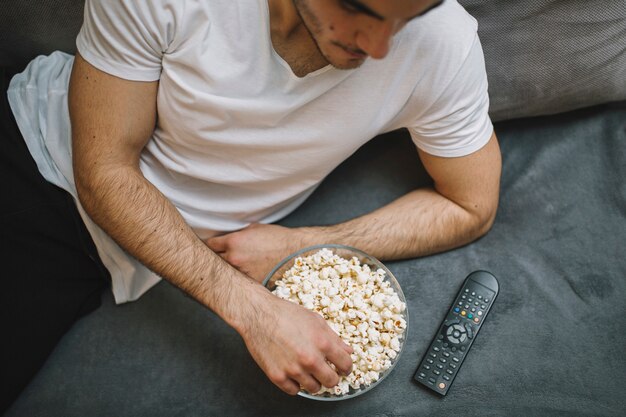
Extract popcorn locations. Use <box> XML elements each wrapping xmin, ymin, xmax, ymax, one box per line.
<box><xmin>270</xmin><ymin>248</ymin><xmax>407</xmax><ymax>396</ymax></box>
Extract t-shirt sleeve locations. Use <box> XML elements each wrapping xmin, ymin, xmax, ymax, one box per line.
<box><xmin>76</xmin><ymin>0</ymin><xmax>179</xmax><ymax>81</ymax></box>
<box><xmin>409</xmin><ymin>34</ymin><xmax>493</xmax><ymax>158</ymax></box>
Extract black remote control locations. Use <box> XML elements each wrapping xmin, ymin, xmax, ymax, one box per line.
<box><xmin>414</xmin><ymin>270</ymin><xmax>499</xmax><ymax>395</ymax></box>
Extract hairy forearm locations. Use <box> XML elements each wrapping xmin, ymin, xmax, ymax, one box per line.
<box><xmin>75</xmin><ymin>164</ymin><xmax>265</xmax><ymax>331</ymax></box>
<box><xmin>300</xmin><ymin>187</ymin><xmax>495</xmax><ymax>261</ymax></box>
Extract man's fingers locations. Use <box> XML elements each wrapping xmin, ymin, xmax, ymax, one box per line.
<box><xmin>324</xmin><ymin>341</ymin><xmax>354</xmax><ymax>377</ymax></box>
<box><xmin>280</xmin><ymin>378</ymin><xmax>301</xmax><ymax>396</ymax></box>
<box><xmin>293</xmin><ymin>373</ymin><xmax>322</xmax><ymax>394</ymax></box>
<box><xmin>311</xmin><ymin>361</ymin><xmax>340</xmax><ymax>389</ymax></box>
<box><xmin>341</xmin><ymin>340</ymin><xmax>354</xmax><ymax>354</ymax></box>
<box><xmin>269</xmin><ymin>370</ymin><xmax>301</xmax><ymax>396</ymax></box>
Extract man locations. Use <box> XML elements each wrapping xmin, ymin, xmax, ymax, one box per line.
<box><xmin>1</xmin><ymin>0</ymin><xmax>501</xmax><ymax>409</ymax></box>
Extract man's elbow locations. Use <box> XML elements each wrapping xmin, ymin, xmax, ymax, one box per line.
<box><xmin>73</xmin><ymin>165</ymin><xmax>103</xmax><ymax>213</ymax></box>
<box><xmin>472</xmin><ymin>199</ymin><xmax>498</xmax><ymax>239</ymax></box>
<box><xmin>73</xmin><ymin>163</ymin><xmax>124</xmax><ymax>217</ymax></box>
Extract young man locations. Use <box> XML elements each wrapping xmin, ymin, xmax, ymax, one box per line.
<box><xmin>2</xmin><ymin>0</ymin><xmax>500</xmax><ymax>409</ymax></box>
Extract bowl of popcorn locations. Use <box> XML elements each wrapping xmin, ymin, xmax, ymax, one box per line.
<box><xmin>263</xmin><ymin>244</ymin><xmax>408</xmax><ymax>400</ymax></box>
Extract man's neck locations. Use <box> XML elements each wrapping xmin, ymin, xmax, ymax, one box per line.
<box><xmin>268</xmin><ymin>0</ymin><xmax>302</xmax><ymax>40</ymax></box>
<box><xmin>267</xmin><ymin>0</ymin><xmax>329</xmax><ymax>77</ymax></box>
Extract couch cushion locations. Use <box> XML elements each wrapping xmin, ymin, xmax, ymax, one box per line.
<box><xmin>460</xmin><ymin>0</ymin><xmax>626</xmax><ymax>121</ymax></box>
<box><xmin>7</xmin><ymin>101</ymin><xmax>626</xmax><ymax>417</ymax></box>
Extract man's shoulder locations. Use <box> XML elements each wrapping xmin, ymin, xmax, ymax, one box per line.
<box><xmin>395</xmin><ymin>0</ymin><xmax>479</xmax><ymax>64</ymax></box>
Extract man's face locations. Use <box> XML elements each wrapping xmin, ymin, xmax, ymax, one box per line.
<box><xmin>292</xmin><ymin>0</ymin><xmax>444</xmax><ymax>70</ymax></box>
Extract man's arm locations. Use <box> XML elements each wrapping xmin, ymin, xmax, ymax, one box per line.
<box><xmin>207</xmin><ymin>133</ymin><xmax>501</xmax><ymax>278</ymax></box>
<box><xmin>69</xmin><ymin>53</ymin><xmax>352</xmax><ymax>395</ymax></box>
<box><xmin>322</xmin><ymin>132</ymin><xmax>502</xmax><ymax>259</ymax></box>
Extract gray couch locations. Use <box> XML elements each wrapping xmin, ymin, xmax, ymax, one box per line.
<box><xmin>2</xmin><ymin>1</ymin><xmax>625</xmax><ymax>416</ymax></box>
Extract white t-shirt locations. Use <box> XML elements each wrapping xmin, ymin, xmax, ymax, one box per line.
<box><xmin>7</xmin><ymin>0</ymin><xmax>493</xmax><ymax>303</ymax></box>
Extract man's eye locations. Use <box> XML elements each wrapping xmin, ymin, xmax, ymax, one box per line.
<box><xmin>339</xmin><ymin>0</ymin><xmax>359</xmax><ymax>14</ymax></box>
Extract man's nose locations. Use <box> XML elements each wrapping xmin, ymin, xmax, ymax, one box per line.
<box><xmin>355</xmin><ymin>20</ymin><xmax>396</xmax><ymax>59</ymax></box>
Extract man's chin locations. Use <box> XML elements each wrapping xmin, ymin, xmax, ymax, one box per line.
<box><xmin>328</xmin><ymin>57</ymin><xmax>367</xmax><ymax>70</ymax></box>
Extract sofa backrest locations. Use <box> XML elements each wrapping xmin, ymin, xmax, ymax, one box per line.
<box><xmin>0</xmin><ymin>0</ymin><xmax>83</xmax><ymax>71</ymax></box>
<box><xmin>1</xmin><ymin>0</ymin><xmax>625</xmax><ymax>121</ymax></box>
<box><xmin>460</xmin><ymin>0</ymin><xmax>626</xmax><ymax>121</ymax></box>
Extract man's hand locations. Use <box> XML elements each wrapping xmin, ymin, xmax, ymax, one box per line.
<box><xmin>238</xmin><ymin>287</ymin><xmax>353</xmax><ymax>395</ymax></box>
<box><xmin>206</xmin><ymin>223</ymin><xmax>309</xmax><ymax>283</ymax></box>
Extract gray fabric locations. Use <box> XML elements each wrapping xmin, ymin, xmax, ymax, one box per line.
<box><xmin>7</xmin><ymin>102</ymin><xmax>626</xmax><ymax>416</ymax></box>
<box><xmin>460</xmin><ymin>0</ymin><xmax>626</xmax><ymax>121</ymax></box>
<box><xmin>0</xmin><ymin>0</ymin><xmax>83</xmax><ymax>70</ymax></box>
<box><xmin>3</xmin><ymin>0</ymin><xmax>626</xmax><ymax>415</ymax></box>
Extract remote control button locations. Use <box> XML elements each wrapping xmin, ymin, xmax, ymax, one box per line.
<box><xmin>433</xmin><ymin>370</ymin><xmax>441</xmax><ymax>375</ymax></box>
<box><xmin>438</xmin><ymin>382</ymin><xmax>446</xmax><ymax>389</ymax></box>
<box><xmin>460</xmin><ymin>346</ymin><xmax>466</xmax><ymax>352</ymax></box>
<box><xmin>443</xmin><ymin>351</ymin><xmax>450</xmax><ymax>357</ymax></box>
<box><xmin>458</xmin><ymin>334</ymin><xmax>467</xmax><ymax>343</ymax></box>
<box><xmin>428</xmin><ymin>378</ymin><xmax>436</xmax><ymax>385</ymax></box>
<box><xmin>464</xmin><ymin>289</ymin><xmax>469</xmax><ymax>293</ymax></box>
<box><xmin>418</xmin><ymin>372</ymin><xmax>426</xmax><ymax>379</ymax></box>
<box><xmin>454</xmin><ymin>307</ymin><xmax>460</xmax><ymax>313</ymax></box>
<box><xmin>451</xmin><ymin>347</ymin><xmax>457</xmax><ymax>352</ymax></box>
<box><xmin>446</xmin><ymin>369</ymin><xmax>454</xmax><ymax>375</ymax></box>
<box><xmin>478</xmin><ymin>295</ymin><xmax>482</xmax><ymax>299</ymax></box>
<box><xmin>470</xmin><ymin>307</ymin><xmax>476</xmax><ymax>312</ymax></box>
<box><xmin>471</xmin><ymin>291</ymin><xmax>476</xmax><ymax>296</ymax></box>
<box><xmin>467</xmin><ymin>298</ymin><xmax>473</xmax><ymax>302</ymax></box>
<box><xmin>468</xmin><ymin>313</ymin><xmax>473</xmax><ymax>319</ymax></box>
<box><xmin>449</xmin><ymin>363</ymin><xmax>457</xmax><ymax>369</ymax></box>
<box><xmin>461</xmin><ymin>295</ymin><xmax>466</xmax><ymax>299</ymax></box>
<box><xmin>474</xmin><ymin>317</ymin><xmax>480</xmax><ymax>323</ymax></box>
<box><xmin>461</xmin><ymin>311</ymin><xmax>467</xmax><ymax>316</ymax></box>
<box><xmin>427</xmin><ymin>358</ymin><xmax>434</xmax><ymax>364</ymax></box>
<box><xmin>481</xmin><ymin>304</ymin><xmax>486</xmax><ymax>309</ymax></box>
<box><xmin>464</xmin><ymin>304</ymin><xmax>470</xmax><ymax>309</ymax></box>
<box><xmin>429</xmin><ymin>353</ymin><xmax>437</xmax><ymax>358</ymax></box>
<box><xmin>438</xmin><ymin>334</ymin><xmax>444</xmax><ymax>340</ymax></box>
<box><xmin>433</xmin><ymin>347</ymin><xmax>440</xmax><ymax>352</ymax></box>
<box><xmin>452</xmin><ymin>357</ymin><xmax>459</xmax><ymax>363</ymax></box>
<box><xmin>423</xmin><ymin>365</ymin><xmax>431</xmax><ymax>370</ymax></box>
<box><xmin>445</xmin><ymin>324</ymin><xmax>466</xmax><ymax>345</ymax></box>
<box><xmin>443</xmin><ymin>343</ymin><xmax>449</xmax><ymax>348</ymax></box>
<box><xmin>474</xmin><ymin>301</ymin><xmax>479</xmax><ymax>306</ymax></box>
<box><xmin>443</xmin><ymin>375</ymin><xmax>450</xmax><ymax>381</ymax></box>
<box><xmin>484</xmin><ymin>298</ymin><xmax>489</xmax><ymax>303</ymax></box>
<box><xmin>464</xmin><ymin>323</ymin><xmax>474</xmax><ymax>339</ymax></box>
<box><xmin>477</xmin><ymin>311</ymin><xmax>483</xmax><ymax>316</ymax></box>
<box><xmin>439</xmin><ymin>358</ymin><xmax>447</xmax><ymax>363</ymax></box>
<box><xmin>436</xmin><ymin>364</ymin><xmax>443</xmax><ymax>369</ymax></box>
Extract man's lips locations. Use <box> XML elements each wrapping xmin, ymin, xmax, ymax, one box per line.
<box><xmin>335</xmin><ymin>42</ymin><xmax>367</xmax><ymax>59</ymax></box>
<box><xmin>345</xmin><ymin>48</ymin><xmax>367</xmax><ymax>59</ymax></box>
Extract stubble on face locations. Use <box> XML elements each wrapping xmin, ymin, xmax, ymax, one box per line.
<box><xmin>292</xmin><ymin>0</ymin><xmax>367</xmax><ymax>70</ymax></box>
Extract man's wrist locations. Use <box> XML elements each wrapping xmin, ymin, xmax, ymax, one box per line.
<box><xmin>296</xmin><ymin>225</ymin><xmax>340</xmax><ymax>247</ymax></box>
<box><xmin>221</xmin><ymin>274</ymin><xmax>273</xmax><ymax>336</ymax></box>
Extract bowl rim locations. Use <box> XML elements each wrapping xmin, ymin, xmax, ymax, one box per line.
<box><xmin>262</xmin><ymin>243</ymin><xmax>409</xmax><ymax>401</ymax></box>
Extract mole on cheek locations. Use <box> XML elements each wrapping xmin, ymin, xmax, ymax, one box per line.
<box><xmin>329</xmin><ymin>25</ymin><xmax>335</xmax><ymax>31</ymax></box>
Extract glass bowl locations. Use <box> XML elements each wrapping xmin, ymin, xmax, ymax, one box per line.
<box><xmin>262</xmin><ymin>244</ymin><xmax>409</xmax><ymax>401</ymax></box>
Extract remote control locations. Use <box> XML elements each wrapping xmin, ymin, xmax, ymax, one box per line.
<box><xmin>414</xmin><ymin>270</ymin><xmax>499</xmax><ymax>395</ymax></box>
